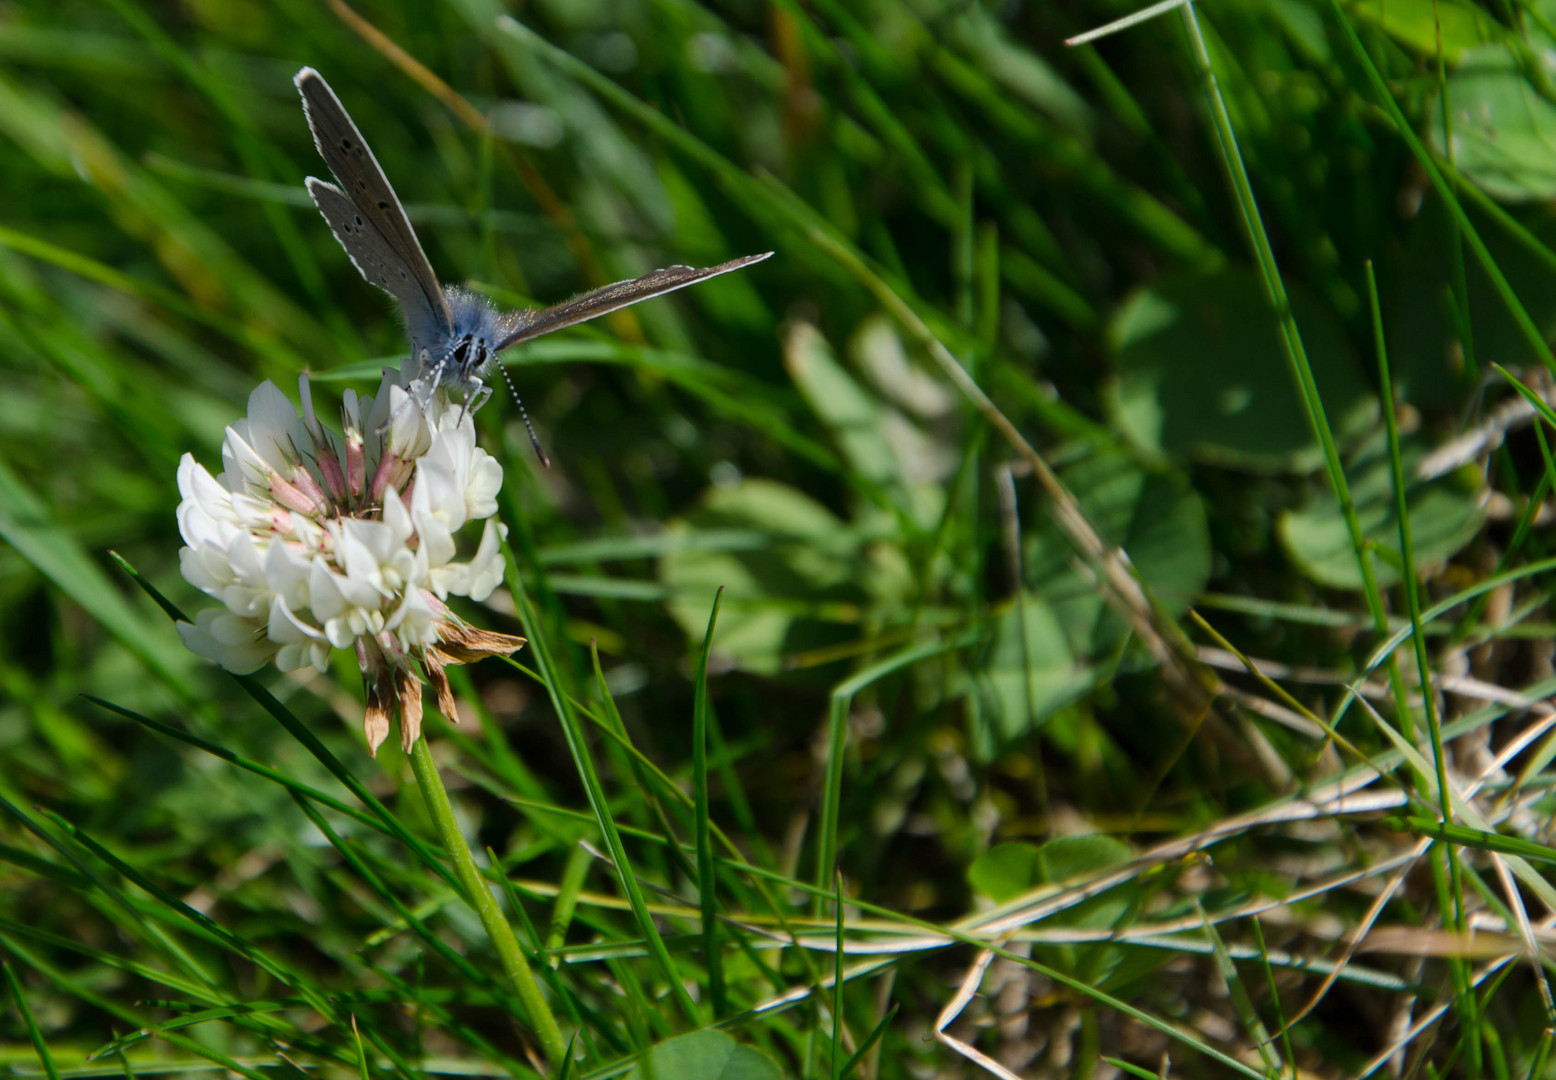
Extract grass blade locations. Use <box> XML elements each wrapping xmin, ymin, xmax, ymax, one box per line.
<box><xmin>693</xmin><ymin>586</ymin><xmax>727</xmax><ymax>1017</ymax></box>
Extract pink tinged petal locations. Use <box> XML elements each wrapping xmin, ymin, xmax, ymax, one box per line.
<box><xmin>344</xmin><ymin>427</ymin><xmax>366</xmax><ymax>500</ymax></box>
<box><xmin>369</xmin><ymin>452</ymin><xmax>415</xmax><ymax>504</ymax></box>
<box><xmin>289</xmin><ymin>459</ymin><xmax>333</xmax><ymax>512</ymax></box>
<box><xmin>315</xmin><ymin>446</ymin><xmax>349</xmax><ymax>504</ymax></box>
<box><xmin>268</xmin><ymin>472</ymin><xmax>327</xmax><ymax>517</ymax></box>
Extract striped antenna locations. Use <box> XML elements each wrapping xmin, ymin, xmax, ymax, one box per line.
<box><xmin>497</xmin><ymin>361</ymin><xmax>550</xmax><ymax>468</ymax></box>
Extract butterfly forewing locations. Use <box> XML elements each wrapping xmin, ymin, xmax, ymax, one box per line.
<box><xmin>306</xmin><ymin>178</ymin><xmax>449</xmax><ymax>347</ymax></box>
<box><xmin>494</xmin><ymin>252</ymin><xmax>772</xmax><ymax>353</ymax></box>
<box><xmin>295</xmin><ymin>67</ymin><xmax>452</xmax><ymax>339</ymax></box>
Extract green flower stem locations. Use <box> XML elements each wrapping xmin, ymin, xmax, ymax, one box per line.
<box><xmin>409</xmin><ymin>736</ymin><xmax>567</xmax><ymax>1067</ymax></box>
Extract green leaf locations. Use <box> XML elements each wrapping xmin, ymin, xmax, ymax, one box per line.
<box><xmin>969</xmin><ymin>835</ymin><xmax>1134</xmax><ymax>904</ymax></box>
<box><xmin>1348</xmin><ymin>0</ymin><xmax>1504</xmax><ymax>63</ymax></box>
<box><xmin>1431</xmin><ymin>46</ymin><xmax>1556</xmax><ymax>202</ymax></box>
<box><xmin>659</xmin><ymin>479</ymin><xmax>872</xmax><ymax>674</ymax></box>
<box><xmin>1037</xmin><ymin>834</ymin><xmax>1134</xmax><ymax>887</ymax></box>
<box><xmin>785</xmin><ymin>321</ymin><xmax>898</xmax><ymax>491</ymax></box>
<box><xmin>1105</xmin><ymin>268</ymin><xmax>1375</xmax><ymax>471</ymax></box>
<box><xmin>624</xmin><ymin>1030</ymin><xmax>786</xmax><ymax>1080</ymax></box>
<box><xmin>1277</xmin><ymin>442</ymin><xmax>1485</xmax><ymax>590</ymax></box>
<box><xmin>1025</xmin><ymin>451</ymin><xmax>1211</xmax><ymax>657</ymax></box>
<box><xmin>973</xmin><ymin>597</ymin><xmax>1092</xmax><ymax>742</ymax></box>
<box><xmin>967</xmin><ymin>842</ymin><xmax>1043</xmax><ymax>903</ymax></box>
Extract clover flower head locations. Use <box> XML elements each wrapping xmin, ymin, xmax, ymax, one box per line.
<box><xmin>176</xmin><ymin>373</ymin><xmax>524</xmax><ymax>755</ymax></box>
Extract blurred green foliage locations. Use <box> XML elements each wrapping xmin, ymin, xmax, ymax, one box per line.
<box><xmin>4</xmin><ymin>0</ymin><xmax>1556</xmax><ymax>1075</ymax></box>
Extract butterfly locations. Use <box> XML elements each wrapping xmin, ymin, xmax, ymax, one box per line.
<box><xmin>295</xmin><ymin>67</ymin><xmax>771</xmax><ymax>463</ymax></box>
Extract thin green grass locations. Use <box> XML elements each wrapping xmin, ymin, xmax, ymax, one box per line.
<box><xmin>6</xmin><ymin>0</ymin><xmax>1556</xmax><ymax>1075</ymax></box>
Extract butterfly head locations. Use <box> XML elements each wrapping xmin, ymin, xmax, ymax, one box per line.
<box><xmin>440</xmin><ymin>288</ymin><xmax>514</xmax><ymax>383</ymax></box>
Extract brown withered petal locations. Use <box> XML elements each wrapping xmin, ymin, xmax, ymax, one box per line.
<box><xmin>397</xmin><ymin>665</ymin><xmax>424</xmax><ymax>753</ymax></box>
<box><xmin>423</xmin><ymin>649</ymin><xmax>459</xmax><ymax>724</ymax></box>
<box><xmin>430</xmin><ymin>619</ymin><xmax>527</xmax><ymax>665</ymax></box>
<box><xmin>364</xmin><ymin>668</ymin><xmax>395</xmax><ymax>757</ymax></box>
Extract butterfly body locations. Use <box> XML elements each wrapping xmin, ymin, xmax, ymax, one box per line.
<box><xmin>293</xmin><ymin>67</ymin><xmax>770</xmax><ymax>457</ymax></box>
<box><xmin>436</xmin><ymin>287</ymin><xmax>515</xmax><ymax>390</ymax></box>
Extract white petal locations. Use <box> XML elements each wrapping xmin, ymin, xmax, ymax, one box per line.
<box><xmin>337</xmin><ymin>520</ymin><xmax>390</xmax><ymax>593</ymax></box>
<box><xmin>463</xmin><ymin>449</ymin><xmax>503</xmax><ymax>521</ymax></box>
<box><xmin>262</xmin><ymin>540</ymin><xmax>313</xmax><ymax>611</ymax></box>
<box><xmin>413</xmin><ymin>458</ymin><xmax>468</xmax><ymax>535</ymax></box>
<box><xmin>179</xmin><ymin>542</ymin><xmax>234</xmax><ymax>597</ymax></box>
<box><xmin>177</xmin><ymin>609</ymin><xmax>275</xmax><ymax>674</ymax></box>
<box><xmin>307</xmin><ymin>558</ymin><xmax>347</xmax><ymax>624</ymax></box>
<box><xmin>221</xmin><ymin>426</ymin><xmax>275</xmax><ymax>493</ymax></box>
<box><xmin>386</xmin><ymin>588</ymin><xmax>437</xmax><ymax>649</ymax></box>
<box><xmin>382</xmin><ymin>488</ymin><xmax>414</xmax><ymax>543</ymax></box>
<box><xmin>464</xmin><ymin>519</ymin><xmax>508</xmax><ymax>602</ymax></box>
<box><xmin>416</xmin><ymin>508</ymin><xmax>458</xmax><ymax>571</ymax></box>
<box><xmin>243</xmin><ymin>381</ymin><xmax>310</xmax><ymax>467</ymax></box>
<box><xmin>176</xmin><ymin>454</ymin><xmax>240</xmax><ymax>548</ymax></box>
<box><xmin>385</xmin><ymin>385</ymin><xmax>432</xmax><ymax>459</ymax></box>
<box><xmin>267</xmin><ymin>594</ymin><xmax>326</xmax><ymax>646</ymax></box>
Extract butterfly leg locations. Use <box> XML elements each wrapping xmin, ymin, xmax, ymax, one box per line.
<box><xmin>377</xmin><ymin>355</ymin><xmax>446</xmax><ymax>435</ymax></box>
<box><xmin>454</xmin><ymin>379</ymin><xmax>491</xmax><ymax>431</ymax></box>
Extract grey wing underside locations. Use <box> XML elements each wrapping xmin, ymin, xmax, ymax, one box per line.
<box><xmin>294</xmin><ymin>67</ymin><xmax>452</xmax><ymax>339</ymax></box>
<box><xmin>305</xmin><ymin>178</ymin><xmax>449</xmax><ymax>350</ymax></box>
<box><xmin>495</xmin><ymin>252</ymin><xmax>773</xmax><ymax>353</ymax></box>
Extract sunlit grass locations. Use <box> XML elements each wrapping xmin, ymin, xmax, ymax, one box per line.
<box><xmin>5</xmin><ymin>0</ymin><xmax>1556</xmax><ymax>1076</ymax></box>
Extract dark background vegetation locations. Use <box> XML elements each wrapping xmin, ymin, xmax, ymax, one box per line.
<box><xmin>4</xmin><ymin>0</ymin><xmax>1556</xmax><ymax>1076</ymax></box>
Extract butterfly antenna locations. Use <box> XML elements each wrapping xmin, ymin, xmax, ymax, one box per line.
<box><xmin>497</xmin><ymin>360</ymin><xmax>551</xmax><ymax>468</ymax></box>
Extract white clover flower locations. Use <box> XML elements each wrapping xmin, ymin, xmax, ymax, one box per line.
<box><xmin>176</xmin><ymin>373</ymin><xmax>525</xmax><ymax>755</ymax></box>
